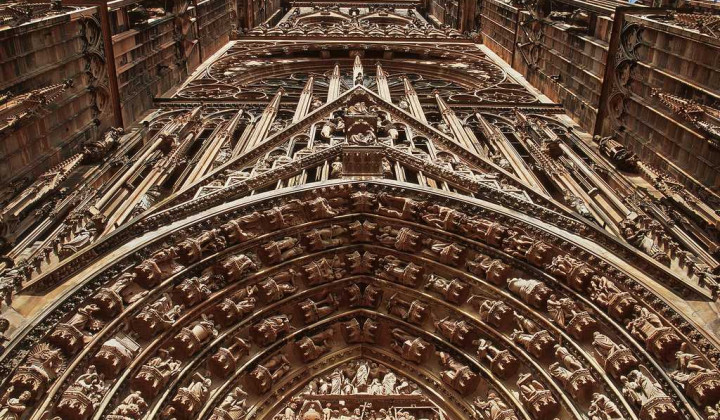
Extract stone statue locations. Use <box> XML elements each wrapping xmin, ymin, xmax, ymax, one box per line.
<box><xmin>390</xmin><ymin>328</ymin><xmax>433</xmax><ymax>363</ymax></box>
<box><xmin>210</xmin><ymin>387</ymin><xmax>248</xmax><ymax>420</ymax></box>
<box><xmin>475</xmin><ymin>339</ymin><xmax>519</xmax><ymax>379</ymax></box>
<box><xmin>57</xmin><ymin>365</ymin><xmax>108</xmax><ymax>420</ymax></box>
<box><xmin>589</xmin><ymin>276</ymin><xmax>636</xmax><ymax>321</ymax></box>
<box><xmin>549</xmin><ymin>345</ymin><xmax>595</xmax><ymax>400</ymax></box>
<box><xmin>250</xmin><ymin>354</ymin><xmax>291</xmax><ymax>393</ymax></box>
<box><xmin>546</xmin><ymin>295</ymin><xmax>597</xmax><ymax>340</ymax></box>
<box><xmin>216</xmin><ymin>253</ymin><xmax>257</xmax><ymax>282</ymax></box>
<box><xmin>511</xmin><ymin>312</ymin><xmax>556</xmax><ymax>359</ymax></box>
<box><xmin>348</xmin><ymin>220</ymin><xmax>377</xmax><ymax>243</ymax></box>
<box><xmin>670</xmin><ymin>343</ymin><xmax>720</xmax><ymax>406</ymax></box>
<box><xmin>376</xmin><ymin>255</ymin><xmax>423</xmax><ymax>287</ymax></box>
<box><xmin>301</xmin><ymin>225</ymin><xmax>348</xmax><ymax>251</ymax></box>
<box><xmin>466</xmin><ymin>254</ymin><xmax>512</xmax><ymax>286</ymax></box>
<box><xmin>588</xmin><ymin>393</ymin><xmax>623</xmax><ymax>420</ymax></box>
<box><xmin>296</xmin><ymin>328</ymin><xmax>334</xmax><ymax>362</ymax></box>
<box><xmin>303</xmin><ymin>255</ymin><xmax>345</xmax><ymax>286</ymax></box>
<box><xmin>344</xmin><ymin>283</ymin><xmax>382</xmax><ymax>308</ymax></box>
<box><xmin>162</xmin><ymin>372</ymin><xmax>212</xmax><ymax>420</ymax></box>
<box><xmin>108</xmin><ymin>391</ymin><xmax>148</xmax><ymax>420</ymax></box>
<box><xmin>386</xmin><ymin>293</ymin><xmax>428</xmax><ymax>325</ymax></box>
<box><xmin>250</xmin><ymin>315</ymin><xmax>294</xmax><ymax>346</ymax></box>
<box><xmin>259</xmin><ymin>272</ymin><xmax>298</xmax><ymax>303</ymax></box>
<box><xmin>516</xmin><ymin>374</ymin><xmax>560</xmax><ymax>420</ymax></box>
<box><xmin>346</xmin><ymin>250</ymin><xmax>377</xmax><ymax>274</ymax></box>
<box><xmin>626</xmin><ymin>306</ymin><xmax>682</xmax><ymax>362</ymax></box>
<box><xmin>299</xmin><ymin>293</ymin><xmax>339</xmax><ymax>324</ymax></box>
<box><xmin>507</xmin><ymin>278</ymin><xmax>552</xmax><ymax>309</ymax></box>
<box><xmin>437</xmin><ymin>351</ymin><xmax>479</xmax><ymax>396</ymax></box>
<box><xmin>376</xmin><ymin>193</ymin><xmax>424</xmax><ymax>220</ymax></box>
<box><xmin>424</xmin><ymin>275</ymin><xmax>469</xmax><ymax>304</ymax></box>
<box><xmin>176</xmin><ymin>229</ymin><xmax>227</xmax><ymax>264</ymax></box>
<box><xmin>592</xmin><ymin>332</ymin><xmax>639</xmax><ymax>378</ymax></box>
<box><xmin>258</xmin><ymin>237</ymin><xmax>304</xmax><ymax>265</ymax></box>
<box><xmin>470</xmin><ymin>298</ymin><xmax>514</xmax><ymax>330</ymax></box>
<box><xmin>343</xmin><ymin>318</ymin><xmax>377</xmax><ymax>344</ymax></box>
<box><xmin>621</xmin><ymin>370</ymin><xmax>680</xmax><ymax>420</ymax></box>
<box><xmin>422</xmin><ymin>238</ymin><xmax>466</xmax><ymax>266</ymax></box>
<box><xmin>377</xmin><ymin>225</ymin><xmax>421</xmax><ymax>252</ymax></box>
<box><xmin>473</xmin><ymin>392</ymin><xmax>518</xmax><ymax>420</ymax></box>
<box><xmin>131</xmin><ymin>294</ymin><xmax>181</xmax><ymax>339</ymax></box>
<box><xmin>208</xmin><ymin>336</ymin><xmax>251</xmax><ymax>378</ymax></box>
<box><xmin>435</xmin><ymin>317</ymin><xmax>474</xmax><ymax>347</ymax></box>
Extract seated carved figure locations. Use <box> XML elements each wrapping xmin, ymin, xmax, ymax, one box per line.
<box><xmin>422</xmin><ymin>238</ymin><xmax>465</xmax><ymax>266</ymax></box>
<box><xmin>502</xmin><ymin>231</ymin><xmax>554</xmax><ymax>267</ymax></box>
<box><xmin>376</xmin><ymin>193</ymin><xmax>424</xmax><ymax>220</ymax></box>
<box><xmin>466</xmin><ymin>254</ymin><xmax>512</xmax><ymax>286</ymax></box>
<box><xmin>473</xmin><ymin>392</ymin><xmax>519</xmax><ymax>420</ymax></box>
<box><xmin>296</xmin><ymin>328</ymin><xmax>334</xmax><ymax>362</ymax></box>
<box><xmin>262</xmin><ymin>200</ymin><xmax>305</xmax><ymax>228</ymax></box>
<box><xmin>210</xmin><ymin>387</ymin><xmax>248</xmax><ymax>420</ymax></box>
<box><xmin>507</xmin><ymin>278</ymin><xmax>552</xmax><ymax>309</ymax></box>
<box><xmin>475</xmin><ymin>339</ymin><xmax>519</xmax><ymax>379</ymax></box>
<box><xmin>50</xmin><ymin>304</ymin><xmax>102</xmax><ymax>355</ymax></box>
<box><xmin>344</xmin><ymin>283</ymin><xmax>382</xmax><ymax>308</ymax></box>
<box><xmin>93</xmin><ymin>337</ymin><xmax>139</xmax><ymax>379</ymax></box>
<box><xmin>132</xmin><ymin>351</ymin><xmax>181</xmax><ymax>399</ymax></box>
<box><xmin>249</xmin><ymin>354</ymin><xmax>291</xmax><ymax>394</ymax></box>
<box><xmin>303</xmin><ymin>255</ymin><xmax>345</xmax><ymax>286</ymax></box>
<box><xmin>377</xmin><ymin>226</ymin><xmax>421</xmax><ymax>252</ymax></box>
<box><xmin>90</xmin><ymin>272</ymin><xmax>142</xmax><ymax>319</ymax></box>
<box><xmin>589</xmin><ymin>277</ymin><xmax>636</xmax><ymax>321</ymax></box>
<box><xmin>592</xmin><ymin>332</ymin><xmax>639</xmax><ymax>378</ymax></box>
<box><xmin>376</xmin><ymin>255</ymin><xmax>423</xmax><ymax>287</ymax></box>
<box><xmin>386</xmin><ymin>293</ymin><xmax>428</xmax><ymax>325</ymax></box>
<box><xmin>161</xmin><ymin>372</ymin><xmax>212</xmax><ymax>420</ymax></box>
<box><xmin>344</xmin><ymin>318</ymin><xmax>377</xmax><ymax>344</ymax></box>
<box><xmin>108</xmin><ymin>391</ymin><xmax>147</xmax><ymax>420</ymax></box>
<box><xmin>208</xmin><ymin>336</ymin><xmax>251</xmax><ymax>378</ymax></box>
<box><xmin>621</xmin><ymin>369</ymin><xmax>681</xmax><ymax>420</ymax></box>
<box><xmin>517</xmin><ymin>374</ymin><xmax>560</xmax><ymax>420</ymax></box>
<box><xmin>131</xmin><ymin>294</ymin><xmax>181</xmax><ymax>339</ymax></box>
<box><xmin>57</xmin><ymin>365</ymin><xmax>108</xmax><ymax>420</ymax></box>
<box><xmin>348</xmin><ymin>220</ymin><xmax>377</xmax><ymax>243</ymax></box>
<box><xmin>134</xmin><ymin>248</ymin><xmax>183</xmax><ymax>289</ymax></box>
<box><xmin>626</xmin><ymin>306</ymin><xmax>682</xmax><ymax>362</ymax></box>
<box><xmin>588</xmin><ymin>393</ymin><xmax>623</xmax><ymax>420</ymax></box>
<box><xmin>303</xmin><ymin>196</ymin><xmax>341</xmax><ymax>220</ymax></box>
<box><xmin>511</xmin><ymin>313</ymin><xmax>556</xmax><ymax>359</ymax></box>
<box><xmin>470</xmin><ymin>298</ymin><xmax>514</xmax><ymax>330</ymax></box>
<box><xmin>547</xmin><ymin>254</ymin><xmax>597</xmax><ymax>292</ymax></box>
<box><xmin>422</xmin><ymin>204</ymin><xmax>467</xmax><ymax>230</ymax></box>
<box><xmin>424</xmin><ymin>275</ymin><xmax>469</xmax><ymax>304</ymax></box>
<box><xmin>670</xmin><ymin>343</ymin><xmax>720</xmax><ymax>406</ymax></box>
<box><xmin>437</xmin><ymin>351</ymin><xmax>479</xmax><ymax>396</ymax></box>
<box><xmin>547</xmin><ymin>295</ymin><xmax>597</xmax><ymax>340</ymax></box>
<box><xmin>299</xmin><ymin>293</ymin><xmax>339</xmax><ymax>324</ymax></box>
<box><xmin>172</xmin><ymin>275</ymin><xmax>212</xmax><ymax>308</ymax></box>
<box><xmin>6</xmin><ymin>343</ymin><xmax>65</xmax><ymax>405</ymax></box>
<box><xmin>176</xmin><ymin>229</ymin><xmax>226</xmax><ymax>264</ymax></box>
<box><xmin>301</xmin><ymin>225</ymin><xmax>348</xmax><ymax>251</ymax></box>
<box><xmin>258</xmin><ymin>237</ymin><xmax>304</xmax><ymax>265</ymax></box>
<box><xmin>219</xmin><ymin>212</ymin><xmax>262</xmax><ymax>244</ymax></box>
<box><xmin>549</xmin><ymin>345</ymin><xmax>596</xmax><ymax>400</ymax></box>
<box><xmin>250</xmin><ymin>315</ymin><xmax>293</xmax><ymax>346</ymax></box>
<box><xmin>215</xmin><ymin>253</ymin><xmax>257</xmax><ymax>283</ymax></box>
<box><xmin>390</xmin><ymin>328</ymin><xmax>433</xmax><ymax>363</ymax></box>
<box><xmin>350</xmin><ymin>190</ymin><xmax>377</xmax><ymax>212</ymax></box>
<box><xmin>258</xmin><ymin>272</ymin><xmax>298</xmax><ymax>303</ymax></box>
<box><xmin>170</xmin><ymin>317</ymin><xmax>218</xmax><ymax>360</ymax></box>
<box><xmin>211</xmin><ymin>288</ymin><xmax>256</xmax><ymax>327</ymax></box>
<box><xmin>346</xmin><ymin>250</ymin><xmax>377</xmax><ymax>274</ymax></box>
<box><xmin>435</xmin><ymin>317</ymin><xmax>474</xmax><ymax>347</ymax></box>
<box><xmin>458</xmin><ymin>217</ymin><xmax>508</xmax><ymax>246</ymax></box>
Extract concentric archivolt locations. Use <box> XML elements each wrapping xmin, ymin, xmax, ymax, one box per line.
<box><xmin>2</xmin><ymin>181</ymin><xmax>719</xmax><ymax>420</ymax></box>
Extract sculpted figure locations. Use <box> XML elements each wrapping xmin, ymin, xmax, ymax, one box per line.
<box><xmin>134</xmin><ymin>248</ymin><xmax>183</xmax><ymax>289</ymax></box>
<box><xmin>422</xmin><ymin>238</ymin><xmax>465</xmax><ymax>266</ymax></box>
<box><xmin>49</xmin><ymin>304</ymin><xmax>102</xmax><ymax>355</ymax></box>
<box><xmin>211</xmin><ymin>288</ymin><xmax>256</xmax><ymax>327</ymax></box>
<box><xmin>589</xmin><ymin>277</ymin><xmax>636</xmax><ymax>321</ymax></box>
<box><xmin>208</xmin><ymin>336</ymin><xmax>251</xmax><ymax>378</ymax></box>
<box><xmin>621</xmin><ymin>370</ymin><xmax>681</xmax><ymax>420</ymax></box>
<box><xmin>376</xmin><ymin>193</ymin><xmax>424</xmax><ymax>220</ymax></box>
<box><xmin>588</xmin><ymin>393</ymin><xmax>623</xmax><ymax>420</ymax></box>
<box><xmin>7</xmin><ymin>343</ymin><xmax>65</xmax><ymax>404</ymax></box>
<box><xmin>502</xmin><ymin>231</ymin><xmax>554</xmax><ymax>267</ymax></box>
<box><xmin>0</xmin><ymin>390</ymin><xmax>31</xmax><ymax>420</ymax></box>
<box><xmin>390</xmin><ymin>328</ymin><xmax>433</xmax><ymax>363</ymax></box>
<box><xmin>507</xmin><ymin>278</ymin><xmax>552</xmax><ymax>309</ymax></box>
<box><xmin>250</xmin><ymin>354</ymin><xmax>291</xmax><ymax>393</ymax></box>
<box><xmin>437</xmin><ymin>351</ymin><xmax>479</xmax><ymax>396</ymax></box>
<box><xmin>348</xmin><ymin>220</ymin><xmax>377</xmax><ymax>243</ymax></box>
<box><xmin>592</xmin><ymin>332</ymin><xmax>639</xmax><ymax>378</ymax></box>
<box><xmin>263</xmin><ymin>200</ymin><xmax>304</xmax><ymax>228</ymax></box>
<box><xmin>435</xmin><ymin>317</ymin><xmax>474</xmax><ymax>347</ymax></box>
<box><xmin>626</xmin><ymin>306</ymin><xmax>682</xmax><ymax>362</ymax></box>
<box><xmin>386</xmin><ymin>293</ymin><xmax>428</xmax><ymax>325</ymax></box>
<box><xmin>170</xmin><ymin>316</ymin><xmax>218</xmax><ymax>360</ymax></box>
<box><xmin>176</xmin><ymin>229</ymin><xmax>226</xmax><ymax>264</ymax></box>
<box><xmin>377</xmin><ymin>225</ymin><xmax>421</xmax><ymax>252</ymax></box>
<box><xmin>303</xmin><ymin>255</ymin><xmax>346</xmax><ymax>286</ymax></box>
<box><xmin>259</xmin><ymin>271</ymin><xmax>298</xmax><ymax>303</ymax></box>
<box><xmin>343</xmin><ymin>318</ymin><xmax>377</xmax><ymax>344</ymax></box>
<box><xmin>466</xmin><ymin>254</ymin><xmax>512</xmax><ymax>286</ymax></box>
<box><xmin>108</xmin><ymin>391</ymin><xmax>147</xmax><ymax>420</ymax></box>
<box><xmin>670</xmin><ymin>343</ymin><xmax>720</xmax><ymax>406</ymax></box>
<box><xmin>91</xmin><ymin>273</ymin><xmax>144</xmax><ymax>319</ymax></box>
<box><xmin>258</xmin><ymin>237</ymin><xmax>304</xmax><ymax>265</ymax></box>
<box><xmin>219</xmin><ymin>212</ymin><xmax>262</xmax><ymax>244</ymax></box>
<box><xmin>162</xmin><ymin>372</ymin><xmax>212</xmax><ymax>420</ymax></box>
<box><xmin>547</xmin><ymin>295</ymin><xmax>597</xmax><ymax>340</ymax></box>
<box><xmin>93</xmin><ymin>337</ymin><xmax>139</xmax><ymax>379</ymax></box>
<box><xmin>421</xmin><ymin>204</ymin><xmax>466</xmax><ymax>230</ymax></box>
<box><xmin>296</xmin><ymin>328</ymin><xmax>335</xmax><ymax>362</ymax></box>
<box><xmin>473</xmin><ymin>392</ymin><xmax>519</xmax><ymax>420</ymax></box>
<box><xmin>346</xmin><ymin>250</ymin><xmax>377</xmax><ymax>274</ymax></box>
<box><xmin>57</xmin><ymin>365</ymin><xmax>107</xmax><ymax>420</ymax></box>
<box><xmin>172</xmin><ymin>275</ymin><xmax>212</xmax><ymax>308</ymax></box>
<box><xmin>376</xmin><ymin>255</ymin><xmax>423</xmax><ymax>287</ymax></box>
<box><xmin>132</xmin><ymin>351</ymin><xmax>181</xmax><ymax>398</ymax></box>
<box><xmin>344</xmin><ymin>283</ymin><xmax>382</xmax><ymax>308</ymax></box>
<box><xmin>299</xmin><ymin>293</ymin><xmax>339</xmax><ymax>324</ymax></box>
<box><xmin>350</xmin><ymin>190</ymin><xmax>376</xmax><ymax>212</ymax></box>
<box><xmin>250</xmin><ymin>315</ymin><xmax>293</xmax><ymax>346</ymax></box>
<box><xmin>425</xmin><ymin>274</ymin><xmax>469</xmax><ymax>304</ymax></box>
<box><xmin>303</xmin><ymin>197</ymin><xmax>341</xmax><ymax>220</ymax></box>
<box><xmin>511</xmin><ymin>312</ymin><xmax>556</xmax><ymax>359</ymax></box>
<box><xmin>549</xmin><ymin>345</ymin><xmax>596</xmax><ymax>400</ymax></box>
<box><xmin>475</xmin><ymin>339</ymin><xmax>519</xmax><ymax>379</ymax></box>
<box><xmin>302</xmin><ymin>225</ymin><xmax>348</xmax><ymax>251</ymax></box>
<box><xmin>59</xmin><ymin>225</ymin><xmax>99</xmax><ymax>260</ymax></box>
<box><xmin>459</xmin><ymin>217</ymin><xmax>508</xmax><ymax>246</ymax></box>
<box><xmin>517</xmin><ymin>374</ymin><xmax>560</xmax><ymax>420</ymax></box>
<box><xmin>210</xmin><ymin>387</ymin><xmax>248</xmax><ymax>420</ymax></box>
<box><xmin>216</xmin><ymin>253</ymin><xmax>257</xmax><ymax>282</ymax></box>
<box><xmin>470</xmin><ymin>298</ymin><xmax>514</xmax><ymax>330</ymax></box>
<box><xmin>131</xmin><ymin>294</ymin><xmax>181</xmax><ymax>339</ymax></box>
<box><xmin>547</xmin><ymin>254</ymin><xmax>596</xmax><ymax>292</ymax></box>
